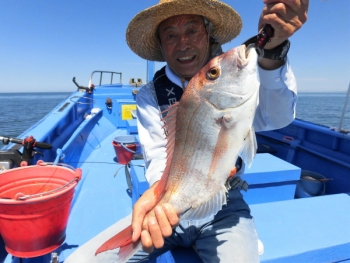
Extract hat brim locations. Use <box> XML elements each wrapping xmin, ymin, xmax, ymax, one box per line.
<box><xmin>126</xmin><ymin>0</ymin><xmax>242</xmax><ymax>61</ymax></box>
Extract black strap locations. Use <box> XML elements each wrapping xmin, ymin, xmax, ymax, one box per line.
<box><xmin>225</xmin><ymin>157</ymin><xmax>248</xmax><ymax>191</ymax></box>
<box><xmin>153</xmin><ymin>66</ymin><xmax>183</xmax><ymax>109</ymax></box>
<box><xmin>243</xmin><ymin>35</ymin><xmax>290</xmax><ymax>61</ymax></box>
<box><xmin>226</xmin><ymin>176</ymin><xmax>249</xmax><ymax>192</ymax></box>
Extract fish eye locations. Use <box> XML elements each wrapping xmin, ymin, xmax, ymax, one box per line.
<box><xmin>207</xmin><ymin>67</ymin><xmax>220</xmax><ymax>80</ymax></box>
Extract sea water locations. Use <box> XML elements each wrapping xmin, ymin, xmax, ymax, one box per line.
<box><xmin>0</xmin><ymin>92</ymin><xmax>71</xmax><ymax>148</ymax></box>
<box><xmin>296</xmin><ymin>92</ymin><xmax>350</xmax><ymax>131</ymax></box>
<box><xmin>0</xmin><ymin>92</ymin><xmax>349</xmax><ymax>148</ymax></box>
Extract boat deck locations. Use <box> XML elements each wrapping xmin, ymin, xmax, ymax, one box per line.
<box><xmin>252</xmin><ymin>193</ymin><xmax>350</xmax><ymax>263</ymax></box>
<box><xmin>1</xmin><ymin>87</ymin><xmax>350</xmax><ymax>262</ymax></box>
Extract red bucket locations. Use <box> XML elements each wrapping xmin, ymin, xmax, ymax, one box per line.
<box><xmin>112</xmin><ymin>135</ymin><xmax>136</xmax><ymax>164</ymax></box>
<box><xmin>0</xmin><ymin>162</ymin><xmax>82</xmax><ymax>258</ymax></box>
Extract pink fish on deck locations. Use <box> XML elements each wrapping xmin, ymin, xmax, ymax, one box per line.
<box><xmin>74</xmin><ymin>44</ymin><xmax>259</xmax><ymax>262</ymax></box>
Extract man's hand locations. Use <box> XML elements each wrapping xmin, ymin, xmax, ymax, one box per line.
<box><xmin>131</xmin><ymin>181</ymin><xmax>180</xmax><ymax>253</ymax></box>
<box><xmin>258</xmin><ymin>0</ymin><xmax>309</xmax><ymax>69</ymax></box>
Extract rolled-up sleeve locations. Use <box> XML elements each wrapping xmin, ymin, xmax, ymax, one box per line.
<box><xmin>254</xmin><ymin>58</ymin><xmax>297</xmax><ymax>132</ymax></box>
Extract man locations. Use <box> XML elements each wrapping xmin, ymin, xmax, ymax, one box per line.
<box><xmin>130</xmin><ymin>0</ymin><xmax>308</xmax><ymax>262</ymax></box>
<box><xmin>64</xmin><ymin>1</ymin><xmax>308</xmax><ymax>262</ymax></box>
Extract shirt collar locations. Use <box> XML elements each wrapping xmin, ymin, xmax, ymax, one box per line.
<box><xmin>165</xmin><ymin>65</ymin><xmax>189</xmax><ymax>89</ymax></box>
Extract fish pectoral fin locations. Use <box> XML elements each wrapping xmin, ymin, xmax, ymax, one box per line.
<box><xmin>154</xmin><ymin>102</ymin><xmax>180</xmax><ymax>201</ymax></box>
<box><xmin>239</xmin><ymin>127</ymin><xmax>257</xmax><ymax>169</ymax></box>
<box><xmin>180</xmin><ymin>187</ymin><xmax>227</xmax><ymax>221</ymax></box>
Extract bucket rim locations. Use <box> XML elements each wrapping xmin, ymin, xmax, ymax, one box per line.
<box><xmin>113</xmin><ymin>135</ymin><xmax>137</xmax><ymax>154</ymax></box>
<box><xmin>296</xmin><ymin>170</ymin><xmax>326</xmax><ymax>198</ymax></box>
<box><xmin>300</xmin><ymin>170</ymin><xmax>326</xmax><ymax>182</ymax></box>
<box><xmin>0</xmin><ymin>162</ymin><xmax>80</xmax><ymax>173</ymax></box>
<box><xmin>0</xmin><ymin>163</ymin><xmax>82</xmax><ymax>204</ymax></box>
<box><xmin>113</xmin><ymin>135</ymin><xmax>136</xmax><ymax>144</ymax></box>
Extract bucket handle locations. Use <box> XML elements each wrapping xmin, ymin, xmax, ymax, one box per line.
<box><xmin>37</xmin><ymin>161</ymin><xmax>82</xmax><ymax>181</ymax></box>
<box><xmin>120</xmin><ymin>143</ymin><xmax>136</xmax><ymax>154</ymax></box>
<box><xmin>15</xmin><ymin>178</ymin><xmax>80</xmax><ymax>200</ymax></box>
<box><xmin>14</xmin><ymin>162</ymin><xmax>83</xmax><ymax>201</ymax></box>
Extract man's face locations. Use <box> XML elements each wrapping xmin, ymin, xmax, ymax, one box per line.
<box><xmin>158</xmin><ymin>14</ymin><xmax>210</xmax><ymax>80</ymax></box>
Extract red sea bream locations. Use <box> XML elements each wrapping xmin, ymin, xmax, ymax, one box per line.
<box><xmin>66</xmin><ymin>44</ymin><xmax>260</xmax><ymax>263</ymax></box>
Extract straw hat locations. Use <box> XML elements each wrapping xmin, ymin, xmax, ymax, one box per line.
<box><xmin>126</xmin><ymin>0</ymin><xmax>242</xmax><ymax>61</ymax></box>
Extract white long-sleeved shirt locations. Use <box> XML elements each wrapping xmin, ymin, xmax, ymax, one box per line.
<box><xmin>136</xmin><ymin>60</ymin><xmax>297</xmax><ymax>186</ymax></box>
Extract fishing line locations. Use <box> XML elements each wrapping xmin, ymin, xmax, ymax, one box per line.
<box><xmin>56</xmin><ymin>161</ymin><xmax>144</xmax><ymax>166</ymax></box>
<box><xmin>53</xmin><ymin>161</ymin><xmax>146</xmax><ymax>179</ymax></box>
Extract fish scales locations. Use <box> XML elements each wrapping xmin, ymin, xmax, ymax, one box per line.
<box><xmin>156</xmin><ymin>44</ymin><xmax>259</xmax><ymax>218</ymax></box>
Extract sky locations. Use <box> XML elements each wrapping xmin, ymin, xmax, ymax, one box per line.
<box><xmin>0</xmin><ymin>0</ymin><xmax>349</xmax><ymax>93</ymax></box>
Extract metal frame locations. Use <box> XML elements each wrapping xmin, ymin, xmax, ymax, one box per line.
<box><xmin>88</xmin><ymin>70</ymin><xmax>122</xmax><ymax>87</ymax></box>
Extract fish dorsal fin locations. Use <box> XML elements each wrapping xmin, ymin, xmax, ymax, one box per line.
<box><xmin>239</xmin><ymin>127</ymin><xmax>257</xmax><ymax>169</ymax></box>
<box><xmin>154</xmin><ymin>102</ymin><xmax>179</xmax><ymax>201</ymax></box>
<box><xmin>180</xmin><ymin>186</ymin><xmax>227</xmax><ymax>221</ymax></box>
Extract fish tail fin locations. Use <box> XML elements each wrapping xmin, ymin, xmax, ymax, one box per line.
<box><xmin>95</xmin><ymin>224</ymin><xmax>143</xmax><ymax>262</ymax></box>
<box><xmin>117</xmin><ymin>240</ymin><xmax>142</xmax><ymax>262</ymax></box>
<box><xmin>65</xmin><ymin>214</ymin><xmax>141</xmax><ymax>263</ymax></box>
<box><xmin>95</xmin><ymin>225</ymin><xmax>133</xmax><ymax>255</ymax></box>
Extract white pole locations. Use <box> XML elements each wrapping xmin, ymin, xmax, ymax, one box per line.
<box><xmin>147</xmin><ymin>61</ymin><xmax>155</xmax><ymax>83</ymax></box>
<box><xmin>338</xmin><ymin>82</ymin><xmax>350</xmax><ymax>131</ymax></box>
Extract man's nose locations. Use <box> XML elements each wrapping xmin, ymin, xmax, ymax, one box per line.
<box><xmin>177</xmin><ymin>35</ymin><xmax>190</xmax><ymax>51</ymax></box>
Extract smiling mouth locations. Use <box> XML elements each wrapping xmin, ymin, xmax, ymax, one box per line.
<box><xmin>178</xmin><ymin>55</ymin><xmax>195</xmax><ymax>63</ymax></box>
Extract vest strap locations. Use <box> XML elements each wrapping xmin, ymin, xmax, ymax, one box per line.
<box><xmin>153</xmin><ymin>66</ymin><xmax>183</xmax><ymax>108</ymax></box>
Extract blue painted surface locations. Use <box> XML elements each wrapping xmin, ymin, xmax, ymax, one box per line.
<box><xmin>126</xmin><ymin>119</ymin><xmax>138</xmax><ymax>134</ymax></box>
<box><xmin>244</xmin><ymin>153</ymin><xmax>301</xmax><ymax>184</ymax></box>
<box><xmin>242</xmin><ymin>153</ymin><xmax>300</xmax><ymax>204</ymax></box>
<box><xmin>130</xmin><ymin>160</ymin><xmax>149</xmax><ymax>205</ymax></box>
<box><xmin>251</xmin><ymin>194</ymin><xmax>350</xmax><ymax>263</ymax></box>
